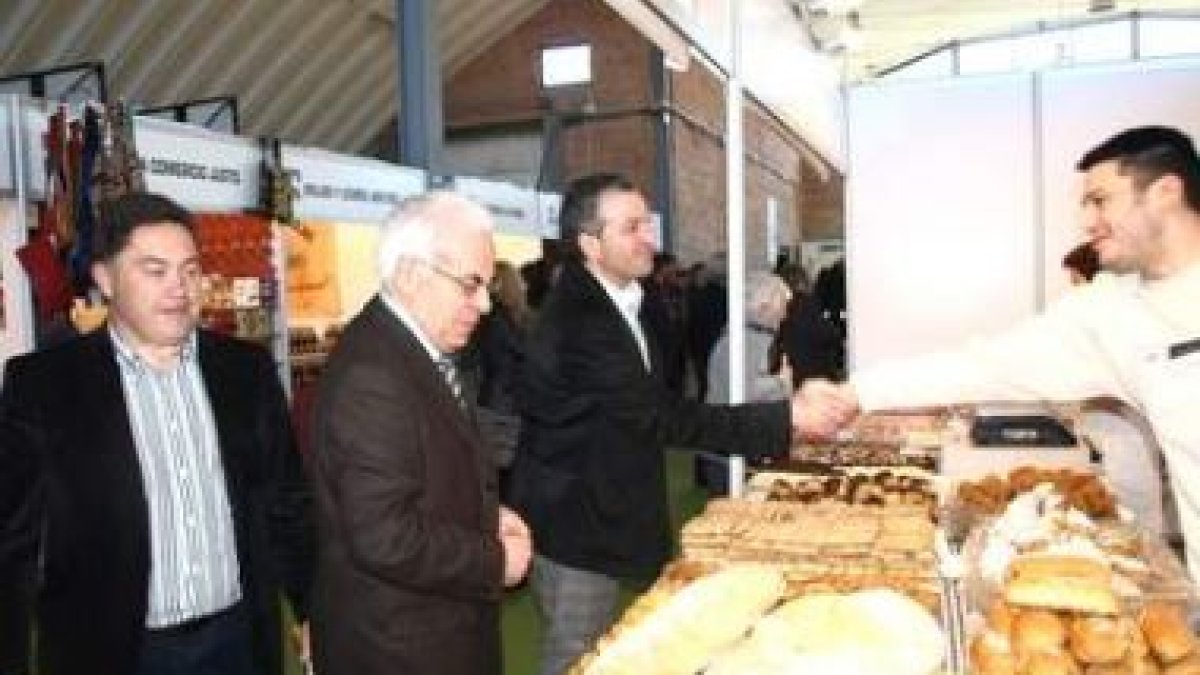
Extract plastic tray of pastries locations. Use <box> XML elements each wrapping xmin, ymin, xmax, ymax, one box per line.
<box><xmin>680</xmin><ymin>498</ymin><xmax>940</xmax><ymax>582</ymax></box>
<box><xmin>962</xmin><ymin>522</ymin><xmax>1196</xmax><ymax>613</ymax></box>
<box><xmin>961</xmin><ymin>512</ymin><xmax>1199</xmax><ymax>673</ymax></box>
<box><xmin>775</xmin><ymin>441</ymin><xmax>940</xmax><ymax>471</ymax></box>
<box><xmin>745</xmin><ymin>467</ymin><xmax>941</xmax><ymax>517</ymax></box>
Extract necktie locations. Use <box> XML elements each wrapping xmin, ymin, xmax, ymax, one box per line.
<box><xmin>437</xmin><ymin>357</ymin><xmax>468</xmax><ymax>411</ymax></box>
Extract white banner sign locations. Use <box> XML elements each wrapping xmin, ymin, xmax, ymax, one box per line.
<box><xmin>453</xmin><ymin>176</ymin><xmax>540</xmax><ymax>238</ymax></box>
<box><xmin>136</xmin><ymin>117</ymin><xmax>260</xmax><ymax>211</ymax></box>
<box><xmin>537</xmin><ymin>192</ymin><xmax>561</xmax><ymax>239</ymax></box>
<box><xmin>284</xmin><ymin>146</ymin><xmax>425</xmax><ymax>224</ymax></box>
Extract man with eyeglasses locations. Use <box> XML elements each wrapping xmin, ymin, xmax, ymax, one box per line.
<box><xmin>508</xmin><ymin>173</ymin><xmax>855</xmax><ymax>675</ymax></box>
<box><xmin>308</xmin><ymin>191</ymin><xmax>531</xmax><ymax>675</ymax></box>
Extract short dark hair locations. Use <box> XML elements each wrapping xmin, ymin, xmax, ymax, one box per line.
<box><xmin>1077</xmin><ymin>126</ymin><xmax>1200</xmax><ymax>212</ymax></box>
<box><xmin>94</xmin><ymin>192</ymin><xmax>195</xmax><ymax>262</ymax></box>
<box><xmin>559</xmin><ymin>172</ymin><xmax>636</xmax><ymax>259</ymax></box>
<box><xmin>1062</xmin><ymin>242</ymin><xmax>1100</xmax><ymax>282</ymax></box>
<box><xmin>652</xmin><ymin>252</ymin><xmax>677</xmax><ymax>274</ymax></box>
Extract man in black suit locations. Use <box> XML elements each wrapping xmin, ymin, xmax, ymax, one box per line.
<box><xmin>0</xmin><ymin>193</ymin><xmax>314</xmax><ymax>675</ymax></box>
<box><xmin>308</xmin><ymin>192</ymin><xmax>531</xmax><ymax>675</ymax></box>
<box><xmin>509</xmin><ymin>173</ymin><xmax>853</xmax><ymax>674</ymax></box>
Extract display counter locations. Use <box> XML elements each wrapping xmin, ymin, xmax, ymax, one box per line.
<box><xmin>571</xmin><ymin>409</ymin><xmax>1193</xmax><ymax>675</ymax></box>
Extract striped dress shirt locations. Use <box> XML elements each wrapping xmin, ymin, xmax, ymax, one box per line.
<box><xmin>110</xmin><ymin>329</ymin><xmax>241</xmax><ymax>628</ymax></box>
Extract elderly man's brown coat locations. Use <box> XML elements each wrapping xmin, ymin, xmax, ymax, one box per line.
<box><xmin>309</xmin><ymin>297</ymin><xmax>504</xmax><ymax>675</ymax></box>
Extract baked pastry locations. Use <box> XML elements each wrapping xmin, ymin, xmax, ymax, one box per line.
<box><xmin>1165</xmin><ymin>653</ymin><xmax>1200</xmax><ymax>675</ymax></box>
<box><xmin>971</xmin><ymin>630</ymin><xmax>1017</xmax><ymax>675</ymax></box>
<box><xmin>987</xmin><ymin>598</ymin><xmax>1018</xmax><ymax>637</ymax></box>
<box><xmin>1005</xmin><ymin>555</ymin><xmax>1118</xmax><ymax>615</ymax></box>
<box><xmin>1023</xmin><ymin>650</ymin><xmax>1082</xmax><ymax>674</ymax></box>
<box><xmin>1140</xmin><ymin>602</ymin><xmax>1196</xmax><ymax>664</ymax></box>
<box><xmin>1085</xmin><ymin>655</ymin><xmax>1161</xmax><ymax>674</ymax></box>
<box><xmin>1069</xmin><ymin>616</ymin><xmax>1129</xmax><ymax>664</ymax></box>
<box><xmin>580</xmin><ymin>565</ymin><xmax>785</xmax><ymax>675</ymax></box>
<box><xmin>1014</xmin><ymin>609</ymin><xmax>1068</xmax><ymax>655</ymax></box>
<box><xmin>1007</xmin><ymin>555</ymin><xmax>1112</xmax><ymax>584</ymax></box>
<box><xmin>741</xmin><ymin>588</ymin><xmax>944</xmax><ymax>675</ymax></box>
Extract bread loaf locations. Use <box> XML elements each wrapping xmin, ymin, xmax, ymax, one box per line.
<box><xmin>1165</xmin><ymin>653</ymin><xmax>1200</xmax><ymax>675</ymax></box>
<box><xmin>1023</xmin><ymin>650</ymin><xmax>1082</xmax><ymax>674</ymax></box>
<box><xmin>1141</xmin><ymin>602</ymin><xmax>1196</xmax><ymax>664</ymax></box>
<box><xmin>1004</xmin><ymin>555</ymin><xmax>1118</xmax><ymax>615</ymax></box>
<box><xmin>1007</xmin><ymin>555</ymin><xmax>1112</xmax><ymax>585</ymax></box>
<box><xmin>1085</xmin><ymin>654</ymin><xmax>1160</xmax><ymax>674</ymax></box>
<box><xmin>987</xmin><ymin>598</ymin><xmax>1017</xmax><ymax>637</ymax></box>
<box><xmin>1068</xmin><ymin>616</ymin><xmax>1129</xmax><ymax>664</ymax></box>
<box><xmin>1014</xmin><ymin>609</ymin><xmax>1068</xmax><ymax>655</ymax></box>
<box><xmin>970</xmin><ymin>630</ymin><xmax>1017</xmax><ymax>675</ymax></box>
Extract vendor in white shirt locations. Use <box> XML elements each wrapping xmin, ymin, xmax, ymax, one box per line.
<box><xmin>830</xmin><ymin>126</ymin><xmax>1200</xmax><ymax>576</ymax></box>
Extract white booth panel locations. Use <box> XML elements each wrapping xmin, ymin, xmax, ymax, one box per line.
<box><xmin>1039</xmin><ymin>57</ymin><xmax>1200</xmax><ymax>303</ymax></box>
<box><xmin>847</xmin><ymin>74</ymin><xmax>1040</xmax><ymax>369</ymax></box>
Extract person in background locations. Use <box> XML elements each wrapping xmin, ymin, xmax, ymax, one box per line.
<box><xmin>815</xmin><ymin>126</ymin><xmax>1200</xmax><ymax>573</ymax></box>
<box><xmin>1062</xmin><ymin>241</ymin><xmax>1101</xmax><ymax>286</ymax></box>
<box><xmin>0</xmin><ymin>192</ymin><xmax>314</xmax><ymax>675</ymax></box>
<box><xmin>475</xmin><ymin>259</ymin><xmax>531</xmax><ymax>493</ymax></box>
<box><xmin>775</xmin><ymin>262</ymin><xmax>844</xmax><ymax>385</ymax></box>
<box><xmin>699</xmin><ymin>271</ymin><xmax>795</xmax><ymax>493</ymax></box>
<box><xmin>813</xmin><ymin>259</ymin><xmax>846</xmax><ymax>332</ymax></box>
<box><xmin>520</xmin><ymin>257</ymin><xmax>557</xmax><ymax>316</ymax></box>
<box><xmin>509</xmin><ymin>172</ymin><xmax>853</xmax><ymax>675</ymax></box>
<box><xmin>641</xmin><ymin>252</ymin><xmax>688</xmax><ymax>396</ymax></box>
<box><xmin>308</xmin><ymin>192</ymin><xmax>531</xmax><ymax>675</ymax></box>
<box><xmin>1063</xmin><ymin>241</ymin><xmax>1167</xmax><ymax>535</ymax></box>
<box><xmin>685</xmin><ymin>253</ymin><xmax>728</xmax><ymax>401</ymax></box>
<box><xmin>477</xmin><ymin>259</ymin><xmax>531</xmax><ymax>415</ymax></box>
<box><xmin>706</xmin><ymin>270</ymin><xmax>794</xmax><ymax>405</ymax></box>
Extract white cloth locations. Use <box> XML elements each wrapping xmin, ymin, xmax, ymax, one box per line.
<box><xmin>852</xmin><ymin>262</ymin><xmax>1200</xmax><ymax>576</ymax></box>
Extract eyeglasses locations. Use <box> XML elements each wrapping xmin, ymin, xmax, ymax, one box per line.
<box><xmin>421</xmin><ymin>260</ymin><xmax>490</xmax><ymax>297</ymax></box>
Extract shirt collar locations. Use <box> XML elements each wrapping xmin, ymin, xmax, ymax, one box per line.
<box><xmin>380</xmin><ymin>292</ymin><xmax>445</xmax><ymax>362</ymax></box>
<box><xmin>589</xmin><ymin>267</ymin><xmax>644</xmax><ymax>316</ymax></box>
<box><xmin>109</xmin><ymin>325</ymin><xmax>198</xmax><ymax>369</ymax></box>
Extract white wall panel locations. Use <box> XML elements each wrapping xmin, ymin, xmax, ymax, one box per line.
<box><xmin>846</xmin><ymin>74</ymin><xmax>1039</xmax><ymax>369</ymax></box>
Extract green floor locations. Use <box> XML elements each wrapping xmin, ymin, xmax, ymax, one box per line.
<box><xmin>283</xmin><ymin>450</ymin><xmax>710</xmax><ymax>675</ymax></box>
<box><xmin>501</xmin><ymin>449</ymin><xmax>710</xmax><ymax>674</ymax></box>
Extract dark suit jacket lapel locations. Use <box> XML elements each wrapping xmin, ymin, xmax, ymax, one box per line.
<box><xmin>82</xmin><ymin>331</ymin><xmax>142</xmax><ymax>460</ymax></box>
<box><xmin>81</xmin><ymin>330</ymin><xmax>152</xmax><ymax>559</ymax></box>
<box><xmin>365</xmin><ymin>298</ymin><xmax>486</xmax><ymax>461</ymax></box>
<box><xmin>566</xmin><ymin>262</ymin><xmax>659</xmax><ymax>379</ymax></box>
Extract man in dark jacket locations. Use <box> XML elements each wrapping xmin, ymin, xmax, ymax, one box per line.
<box><xmin>509</xmin><ymin>173</ymin><xmax>853</xmax><ymax>675</ymax></box>
<box><xmin>308</xmin><ymin>192</ymin><xmax>531</xmax><ymax>675</ymax></box>
<box><xmin>0</xmin><ymin>193</ymin><xmax>313</xmax><ymax>675</ymax></box>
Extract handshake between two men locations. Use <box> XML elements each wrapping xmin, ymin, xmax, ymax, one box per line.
<box><xmin>790</xmin><ymin>380</ymin><xmax>860</xmax><ymax>442</ymax></box>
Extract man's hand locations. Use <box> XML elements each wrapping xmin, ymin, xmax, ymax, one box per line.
<box><xmin>790</xmin><ymin>379</ymin><xmax>860</xmax><ymax>440</ymax></box>
<box><xmin>498</xmin><ymin>506</ymin><xmax>532</xmax><ymax>587</ymax></box>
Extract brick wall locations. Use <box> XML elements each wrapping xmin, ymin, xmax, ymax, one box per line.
<box><xmin>800</xmin><ymin>161</ymin><xmax>844</xmax><ymax>241</ymax></box>
<box><xmin>443</xmin><ymin>0</ymin><xmax>842</xmax><ymax>268</ymax></box>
